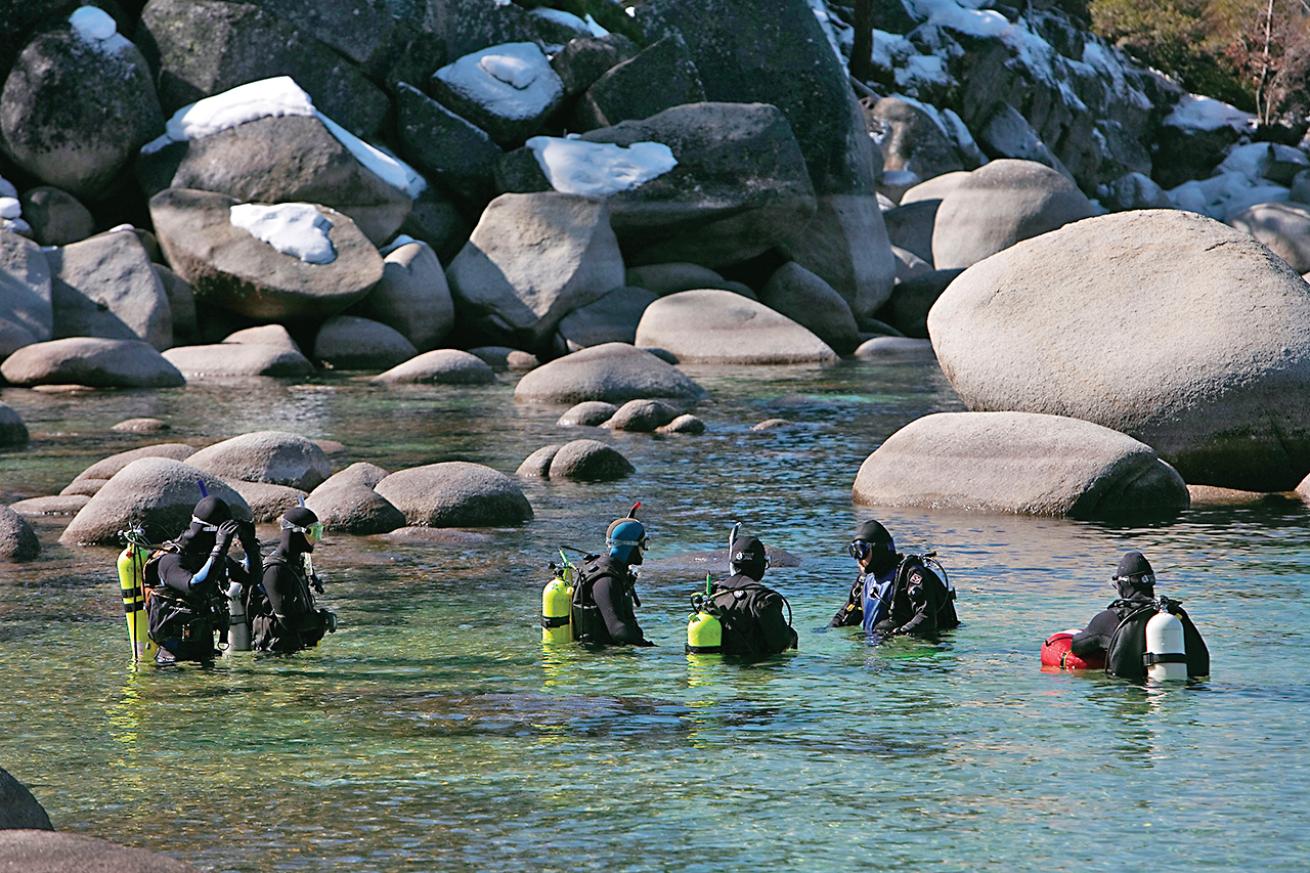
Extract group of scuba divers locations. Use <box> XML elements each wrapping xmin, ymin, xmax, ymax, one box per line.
<box><xmin>544</xmin><ymin>507</ymin><xmax>1211</xmax><ymax>682</ymax></box>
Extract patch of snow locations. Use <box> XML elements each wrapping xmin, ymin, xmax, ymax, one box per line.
<box><xmin>380</xmin><ymin>234</ymin><xmax>420</xmax><ymax>255</ymax></box>
<box><xmin>908</xmin><ymin>0</ymin><xmax>1008</xmax><ymax>38</ymax></box>
<box><xmin>625</xmin><ymin>6</ymin><xmax>635</xmax><ymax>17</ymax></box>
<box><xmin>0</xmin><ymin>198</ymin><xmax>20</xmax><ymax>220</ymax></box>
<box><xmin>872</xmin><ymin>29</ymin><xmax>914</xmax><ymax>71</ymax></box>
<box><xmin>68</xmin><ymin>6</ymin><xmax>133</xmax><ymax>54</ymax></box>
<box><xmin>584</xmin><ymin>14</ymin><xmax>609</xmax><ymax>37</ymax></box>
<box><xmin>526</xmin><ymin>136</ymin><xmax>677</xmax><ymax>197</ymax></box>
<box><xmin>807</xmin><ymin>0</ymin><xmax>844</xmax><ymax>63</ymax></box>
<box><xmin>230</xmin><ymin>203</ymin><xmax>337</xmax><ymax>265</ymax></box>
<box><xmin>1217</xmin><ymin>142</ymin><xmax>1310</xmax><ymax>180</ymax></box>
<box><xmin>0</xmin><ymin>177</ymin><xmax>16</xmax><ymax>199</ymax></box>
<box><xmin>1165</xmin><ymin>94</ymin><xmax>1255</xmax><ymax>133</ymax></box>
<box><xmin>315</xmin><ymin>114</ymin><xmax>427</xmax><ymax>199</ymax></box>
<box><xmin>531</xmin><ymin>7</ymin><xmax>591</xmax><ymax>35</ymax></box>
<box><xmin>2</xmin><ymin>218</ymin><xmax>31</xmax><ymax>237</ymax></box>
<box><xmin>1169</xmin><ymin>172</ymin><xmax>1288</xmax><ymax>220</ymax></box>
<box><xmin>896</xmin><ymin>53</ymin><xmax>950</xmax><ymax>89</ymax></box>
<box><xmin>882</xmin><ymin>169</ymin><xmax>921</xmax><ymax>188</ymax></box>
<box><xmin>435</xmin><ymin>43</ymin><xmax>563</xmax><ymax>123</ymax></box>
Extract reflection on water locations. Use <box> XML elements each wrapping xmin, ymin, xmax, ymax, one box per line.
<box><xmin>2</xmin><ymin>360</ymin><xmax>1309</xmax><ymax>871</ymax></box>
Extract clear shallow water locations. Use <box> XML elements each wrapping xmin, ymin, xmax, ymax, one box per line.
<box><xmin>1</xmin><ymin>360</ymin><xmax>1308</xmax><ymax>872</ymax></box>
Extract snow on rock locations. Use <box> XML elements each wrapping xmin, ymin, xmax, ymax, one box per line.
<box><xmin>530</xmin><ymin>7</ymin><xmax>590</xmax><ymax>34</ymax></box>
<box><xmin>140</xmin><ymin>77</ymin><xmax>426</xmax><ymax>199</ymax></box>
<box><xmin>68</xmin><ymin>6</ymin><xmax>133</xmax><ymax>54</ymax></box>
<box><xmin>380</xmin><ymin>233</ymin><xmax>419</xmax><ymax>255</ymax></box>
<box><xmin>584</xmin><ymin>14</ymin><xmax>608</xmax><ymax>37</ymax></box>
<box><xmin>1217</xmin><ymin>142</ymin><xmax>1310</xmax><ymax>180</ymax></box>
<box><xmin>525</xmin><ymin>136</ymin><xmax>677</xmax><ymax>197</ymax></box>
<box><xmin>1170</xmin><ymin>173</ymin><xmax>1289</xmax><ymax>221</ymax></box>
<box><xmin>1165</xmin><ymin>94</ymin><xmax>1256</xmax><ymax>133</ymax></box>
<box><xmin>229</xmin><ymin>203</ymin><xmax>337</xmax><ymax>265</ymax></box>
<box><xmin>0</xmin><ymin>198</ymin><xmax>20</xmax><ymax>220</ymax></box>
<box><xmin>807</xmin><ymin>0</ymin><xmax>845</xmax><ymax>62</ymax></box>
<box><xmin>435</xmin><ymin>43</ymin><xmax>563</xmax><ymax>123</ymax></box>
<box><xmin>0</xmin><ymin>176</ymin><xmax>28</xmax><ymax>236</ymax></box>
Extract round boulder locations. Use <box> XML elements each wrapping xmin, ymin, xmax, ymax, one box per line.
<box><xmin>226</xmin><ymin>480</ymin><xmax>308</xmax><ymax>522</ymax></box>
<box><xmin>60</xmin><ymin>458</ymin><xmax>251</xmax><ymax>545</ymax></box>
<box><xmin>547</xmin><ymin>439</ymin><xmax>633</xmax><ymax>481</ymax></box>
<box><xmin>354</xmin><ymin>240</ymin><xmax>454</xmax><ymax>351</ymax></box>
<box><xmin>0</xmin><ymin>402</ymin><xmax>29</xmax><ymax>447</ymax></box>
<box><xmin>657</xmin><ymin>413</ymin><xmax>705</xmax><ymax>435</ymax></box>
<box><xmin>929</xmin><ymin>209</ymin><xmax>1310</xmax><ymax>490</ymax></box>
<box><xmin>112</xmin><ymin>418</ymin><xmax>170</xmax><ymax>434</ymax></box>
<box><xmin>854</xmin><ymin>336</ymin><xmax>935</xmax><ymax>360</ymax></box>
<box><xmin>0</xmin><ymin>767</ymin><xmax>52</xmax><ymax>829</ymax></box>
<box><xmin>163</xmin><ymin>342</ymin><xmax>314</xmax><ymax>380</ymax></box>
<box><xmin>0</xmin><ymin>830</ymin><xmax>197</xmax><ymax>873</ymax></box>
<box><xmin>373</xmin><ymin>350</ymin><xmax>496</xmax><ymax>385</ymax></box>
<box><xmin>516</xmin><ymin>444</ymin><xmax>562</xmax><ymax>478</ymax></box>
<box><xmin>557</xmin><ymin>401</ymin><xmax>617</xmax><ymax>426</ymax></box>
<box><xmin>185</xmin><ymin>431</ymin><xmax>331</xmax><ymax>491</ymax></box>
<box><xmin>931</xmin><ymin>160</ymin><xmax>1094</xmax><ymax>270</ymax></box>
<box><xmin>305</xmin><ymin>462</ymin><xmax>405</xmax><ymax>534</ymax></box>
<box><xmin>314</xmin><ymin>315</ymin><xmax>417</xmax><ymax>370</ymax></box>
<box><xmin>603</xmin><ymin>399</ymin><xmax>681</xmax><ymax>433</ymax></box>
<box><xmin>758</xmin><ymin>263</ymin><xmax>860</xmax><ymax>354</ymax></box>
<box><xmin>852</xmin><ymin>412</ymin><xmax>1189</xmax><ymax>519</ymax></box>
<box><xmin>20</xmin><ymin>186</ymin><xmax>95</xmax><ymax>246</ymax></box>
<box><xmin>375</xmin><ymin>462</ymin><xmax>533</xmax><ymax>527</ymax></box>
<box><xmin>1229</xmin><ymin>201</ymin><xmax>1310</xmax><ymax>273</ymax></box>
<box><xmin>514</xmin><ymin>342</ymin><xmax>705</xmax><ymax>404</ymax></box>
<box><xmin>0</xmin><ymin>338</ymin><xmax>185</xmax><ymax>388</ymax></box>
<box><xmin>469</xmin><ymin>346</ymin><xmax>540</xmax><ymax>372</ymax></box>
<box><xmin>0</xmin><ymin>505</ymin><xmax>40</xmax><ymax>561</ymax></box>
<box><xmin>10</xmin><ymin>495</ymin><xmax>89</xmax><ymax>517</ymax></box>
<box><xmin>635</xmin><ymin>289</ymin><xmax>838</xmax><ymax>364</ymax></box>
<box><xmin>72</xmin><ymin>443</ymin><xmax>195</xmax><ymax>484</ymax></box>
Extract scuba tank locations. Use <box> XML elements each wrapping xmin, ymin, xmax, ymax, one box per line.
<box><xmin>686</xmin><ymin>574</ymin><xmax>722</xmax><ymax>654</ymax></box>
<box><xmin>226</xmin><ymin>581</ymin><xmax>251</xmax><ymax>652</ymax></box>
<box><xmin>1144</xmin><ymin>608</ymin><xmax>1188</xmax><ymax>682</ymax></box>
<box><xmin>116</xmin><ymin>537</ymin><xmax>156</xmax><ymax>663</ymax></box>
<box><xmin>542</xmin><ymin>550</ymin><xmax>575</xmax><ymax>644</ymax></box>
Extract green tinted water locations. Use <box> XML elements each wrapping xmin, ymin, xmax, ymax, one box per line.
<box><xmin>2</xmin><ymin>362</ymin><xmax>1308</xmax><ymax>871</ymax></box>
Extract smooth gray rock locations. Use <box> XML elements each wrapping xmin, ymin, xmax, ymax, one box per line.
<box><xmin>0</xmin><ymin>767</ymin><xmax>52</xmax><ymax>829</ymax></box>
<box><xmin>779</xmin><ymin>193</ymin><xmax>898</xmax><ymax>318</ymax></box>
<box><xmin>555</xmin><ymin>285</ymin><xmax>658</xmax><ymax>352</ymax></box>
<box><xmin>636</xmin><ymin>289</ymin><xmax>838</xmax><ymax>365</ymax></box>
<box><xmin>852</xmin><ymin>411</ymin><xmax>1189</xmax><ymax>519</ymax></box>
<box><xmin>514</xmin><ymin>342</ymin><xmax>705</xmax><ymax>404</ymax></box>
<box><xmin>48</xmin><ymin>232</ymin><xmax>171</xmax><ymax>349</ymax></box>
<box><xmin>314</xmin><ymin>315</ymin><xmax>417</xmax><ymax>371</ymax></box>
<box><xmin>400</xmin><ymin>189</ymin><xmax>472</xmax><ymax>263</ymax></box>
<box><xmin>557</xmin><ymin>401</ymin><xmax>617</xmax><ymax>427</ymax></box>
<box><xmin>0</xmin><ymin>402</ymin><xmax>28</xmax><ymax>447</ymax></box>
<box><xmin>429</xmin><ymin>42</ymin><xmax>563</xmax><ymax>146</ymax></box>
<box><xmin>163</xmin><ymin>342</ymin><xmax>314</xmax><ymax>379</ymax></box>
<box><xmin>354</xmin><ymin>241</ymin><xmax>454</xmax><ymax>351</ymax></box>
<box><xmin>547</xmin><ymin>439</ymin><xmax>633</xmax><ymax>481</ymax></box>
<box><xmin>72</xmin><ymin>443</ymin><xmax>195</xmax><ymax>483</ymax></box>
<box><xmin>469</xmin><ymin>346</ymin><xmax>539</xmax><ymax>372</ymax></box>
<box><xmin>932</xmin><ymin>160</ymin><xmax>1095</xmax><ymax>270</ymax></box>
<box><xmin>624</xmin><ymin>263</ymin><xmax>727</xmax><ymax>295</ymax></box>
<box><xmin>882</xmin><ymin>200</ymin><xmax>939</xmax><ymax>265</ymax></box>
<box><xmin>603</xmin><ymin>399</ymin><xmax>681</xmax><ymax>432</ymax></box>
<box><xmin>60</xmin><ymin>458</ymin><xmax>251</xmax><ymax>545</ymax></box>
<box><xmin>375</xmin><ymin>461</ymin><xmax>533</xmax><ymax>526</ymax></box>
<box><xmin>900</xmin><ymin>171</ymin><xmax>970</xmax><ymax>206</ymax></box>
<box><xmin>185</xmin><ymin>430</ymin><xmax>330</xmax><ymax>491</ymax></box>
<box><xmin>224</xmin><ymin>479</ymin><xmax>306</xmax><ymax>522</ymax></box>
<box><xmin>394</xmin><ymin>82</ymin><xmax>501</xmax><ymax>205</ymax></box>
<box><xmin>9</xmin><ymin>495</ymin><xmax>89</xmax><ymax>517</ymax></box>
<box><xmin>1230</xmin><ymin>201</ymin><xmax>1310</xmax><ymax>274</ymax></box>
<box><xmin>137</xmin><ymin>115</ymin><xmax>412</xmax><ymax>245</ymax></box>
<box><xmin>853</xmin><ymin>336</ymin><xmax>935</xmax><ymax>360</ymax></box>
<box><xmin>0</xmin><ymin>231</ymin><xmax>52</xmax><ymax>359</ymax></box>
<box><xmin>312</xmin><ymin>461</ymin><xmax>389</xmax><ymax>492</ymax></box>
<box><xmin>892</xmin><ymin>245</ymin><xmax>932</xmax><ymax>282</ymax></box>
<box><xmin>112</xmin><ymin>418</ymin><xmax>170</xmax><ymax>434</ymax></box>
<box><xmin>372</xmin><ymin>349</ymin><xmax>496</xmax><ymax>385</ymax></box>
<box><xmin>305</xmin><ymin>463</ymin><xmax>406</xmax><ymax>534</ymax></box>
<box><xmin>0</xmin><ymin>338</ymin><xmax>184</xmax><ymax>387</ymax></box>
<box><xmin>516</xmin><ymin>443</ymin><xmax>561</xmax><ymax>478</ymax></box>
<box><xmin>0</xmin><ymin>19</ymin><xmax>162</xmax><ymax>199</ymax></box>
<box><xmin>150</xmin><ymin>188</ymin><xmax>384</xmax><ymax>320</ymax></box>
<box><xmin>929</xmin><ymin>209</ymin><xmax>1310</xmax><ymax>490</ymax></box>
<box><xmin>446</xmin><ymin>193</ymin><xmax>625</xmax><ymax>347</ymax></box>
<box><xmin>60</xmin><ymin>478</ymin><xmax>107</xmax><ymax>497</ymax></box>
<box><xmin>0</xmin><ymin>830</ymin><xmax>197</xmax><ymax>872</ymax></box>
<box><xmin>0</xmin><ymin>505</ymin><xmax>39</xmax><ymax>561</ymax></box>
<box><xmin>20</xmin><ymin>186</ymin><xmax>94</xmax><ymax>246</ymax></box>
<box><xmin>758</xmin><ymin>263</ymin><xmax>860</xmax><ymax>354</ymax></box>
<box><xmin>656</xmin><ymin>413</ymin><xmax>705</xmax><ymax>435</ymax></box>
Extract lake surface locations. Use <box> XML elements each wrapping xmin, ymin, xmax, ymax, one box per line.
<box><xmin>1</xmin><ymin>359</ymin><xmax>1307</xmax><ymax>871</ymax></box>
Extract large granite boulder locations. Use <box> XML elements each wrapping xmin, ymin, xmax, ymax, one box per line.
<box><xmin>900</xmin><ymin>171</ymin><xmax>970</xmax><ymax>207</ymax></box>
<box><xmin>0</xmin><ymin>402</ymin><xmax>28</xmax><ymax>447</ymax></box>
<box><xmin>18</xmin><ymin>186</ymin><xmax>93</xmax><ymax>247</ymax></box>
<box><xmin>305</xmin><ymin>462</ymin><xmax>405</xmax><ymax>534</ymax></box>
<box><xmin>0</xmin><ymin>231</ymin><xmax>53</xmax><ymax>359</ymax></box>
<box><xmin>0</xmin><ymin>505</ymin><xmax>40</xmax><ymax>561</ymax></box>
<box><xmin>429</xmin><ymin>42</ymin><xmax>564</xmax><ymax>146</ymax></box>
<box><xmin>163</xmin><ymin>338</ymin><xmax>314</xmax><ymax>379</ymax></box>
<box><xmin>1229</xmin><ymin>201</ymin><xmax>1310</xmax><ymax>274</ymax></box>
<box><xmin>313</xmin><ymin>315</ymin><xmax>417</xmax><ymax>370</ymax></box>
<box><xmin>575</xmin><ymin>34</ymin><xmax>704</xmax><ymax>130</ymax></box>
<box><xmin>0</xmin><ymin>10</ymin><xmax>163</xmax><ymax>199</ymax></box>
<box><xmin>394</xmin><ymin>82</ymin><xmax>502</xmax><ymax>206</ymax></box>
<box><xmin>0</xmin><ymin>338</ymin><xmax>185</xmax><ymax>387</ymax></box>
<box><xmin>353</xmin><ymin>240</ymin><xmax>454</xmax><ymax>351</ymax></box>
<box><xmin>150</xmin><ymin>188</ymin><xmax>384</xmax><ymax>320</ymax></box>
<box><xmin>636</xmin><ymin>289</ymin><xmax>838</xmax><ymax>365</ymax></box>
<box><xmin>372</xmin><ymin>349</ymin><xmax>495</xmax><ymax>385</ymax></box>
<box><xmin>929</xmin><ymin>209</ymin><xmax>1310</xmax><ymax>491</ymax></box>
<box><xmin>71</xmin><ymin>443</ymin><xmax>195</xmax><ymax>484</ymax></box>
<box><xmin>137</xmin><ymin>0</ymin><xmax>387</xmax><ymax>137</ymax></box>
<box><xmin>514</xmin><ymin>342</ymin><xmax>705</xmax><ymax>404</ymax></box>
<box><xmin>138</xmin><ymin>115</ymin><xmax>412</xmax><ymax>245</ymax></box>
<box><xmin>932</xmin><ymin>160</ymin><xmax>1095</xmax><ymax>270</ymax></box>
<box><xmin>758</xmin><ymin>263</ymin><xmax>860</xmax><ymax>354</ymax></box>
<box><xmin>446</xmin><ymin>193</ymin><xmax>624</xmax><ymax>347</ymax></box>
<box><xmin>48</xmin><ymin>232</ymin><xmax>172</xmax><ymax>349</ymax></box>
<box><xmin>185</xmin><ymin>430</ymin><xmax>330</xmax><ymax>491</ymax></box>
<box><xmin>0</xmin><ymin>830</ymin><xmax>197</xmax><ymax>872</ymax></box>
<box><xmin>226</xmin><ymin>480</ymin><xmax>307</xmax><ymax>522</ymax></box>
<box><xmin>375</xmin><ymin>461</ymin><xmax>533</xmax><ymax>526</ymax></box>
<box><xmin>555</xmin><ymin>285</ymin><xmax>658</xmax><ymax>352</ymax></box>
<box><xmin>852</xmin><ymin>412</ymin><xmax>1189</xmax><ymax>519</ymax></box>
<box><xmin>0</xmin><ymin>767</ymin><xmax>51</xmax><ymax>829</ymax></box>
<box><xmin>60</xmin><ymin>457</ymin><xmax>251</xmax><ymax>545</ymax></box>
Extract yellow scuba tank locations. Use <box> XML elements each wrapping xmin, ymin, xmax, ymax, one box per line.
<box><xmin>116</xmin><ymin>541</ymin><xmax>157</xmax><ymax>663</ymax></box>
<box><xmin>686</xmin><ymin>574</ymin><xmax>722</xmax><ymax>654</ymax></box>
<box><xmin>541</xmin><ymin>551</ymin><xmax>575</xmax><ymax>644</ymax></box>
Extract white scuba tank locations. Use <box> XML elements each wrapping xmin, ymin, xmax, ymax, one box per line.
<box><xmin>1145</xmin><ymin>610</ymin><xmax>1187</xmax><ymax>682</ymax></box>
<box><xmin>226</xmin><ymin>580</ymin><xmax>251</xmax><ymax>652</ymax></box>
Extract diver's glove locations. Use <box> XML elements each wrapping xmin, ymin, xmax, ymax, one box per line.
<box><xmin>212</xmin><ymin>520</ymin><xmax>239</xmax><ymax>556</ymax></box>
<box><xmin>319</xmin><ymin>609</ymin><xmax>338</xmax><ymax>633</ymax></box>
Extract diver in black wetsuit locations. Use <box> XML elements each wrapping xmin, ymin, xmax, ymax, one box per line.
<box><xmin>1071</xmin><ymin>551</ymin><xmax>1157</xmax><ymax>661</ymax></box>
<box><xmin>147</xmin><ymin>496</ymin><xmax>260</xmax><ymax>664</ymax></box>
<box><xmin>571</xmin><ymin>515</ymin><xmax>653</xmax><ymax>647</ymax></box>
<box><xmin>248</xmin><ymin>506</ymin><xmax>336</xmax><ymax>655</ymax></box>
<box><xmin>710</xmin><ymin>532</ymin><xmax>797</xmax><ymax>656</ymax></box>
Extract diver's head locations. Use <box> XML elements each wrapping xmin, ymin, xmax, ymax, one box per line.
<box><xmin>606</xmin><ymin>517</ymin><xmax>647</xmax><ymax>565</ymax></box>
<box><xmin>280</xmin><ymin>506</ymin><xmax>322</xmax><ymax>554</ymax></box>
<box><xmin>848</xmin><ymin>519</ymin><xmax>896</xmax><ymax>574</ymax></box>
<box><xmin>181</xmin><ymin>496</ymin><xmax>233</xmax><ymax>552</ymax></box>
<box><xmin>1112</xmin><ymin>550</ymin><xmax>1155</xmax><ymax>599</ymax></box>
<box><xmin>729</xmin><ymin>533</ymin><xmax>768</xmax><ymax>581</ymax></box>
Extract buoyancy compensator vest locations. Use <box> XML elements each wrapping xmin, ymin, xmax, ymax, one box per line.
<box><xmin>1103</xmin><ymin>597</ymin><xmax>1209</xmax><ymax>680</ymax></box>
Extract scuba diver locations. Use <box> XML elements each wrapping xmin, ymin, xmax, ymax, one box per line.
<box><xmin>570</xmin><ymin>509</ymin><xmax>654</xmax><ymax>647</ymax></box>
<box><xmin>690</xmin><ymin>526</ymin><xmax>797</xmax><ymax>656</ymax></box>
<box><xmin>1071</xmin><ymin>551</ymin><xmax>1209</xmax><ymax>679</ymax></box>
<box><xmin>144</xmin><ymin>496</ymin><xmax>261</xmax><ymax>665</ymax></box>
<box><xmin>247</xmin><ymin>506</ymin><xmax>337</xmax><ymax>655</ymax></box>
<box><xmin>831</xmin><ymin>519</ymin><xmax>958</xmax><ymax>640</ymax></box>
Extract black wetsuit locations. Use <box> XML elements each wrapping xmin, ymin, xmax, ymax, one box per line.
<box><xmin>1071</xmin><ymin>593</ymin><xmax>1154</xmax><ymax>660</ymax></box>
<box><xmin>574</xmin><ymin>555</ymin><xmax>652</xmax><ymax>647</ymax></box>
<box><xmin>250</xmin><ymin>551</ymin><xmax>328</xmax><ymax>654</ymax></box>
<box><xmin>874</xmin><ymin>559</ymin><xmax>956</xmax><ymax>637</ymax></box>
<box><xmin>150</xmin><ymin>539</ymin><xmax>254</xmax><ymax>661</ymax></box>
<box><xmin>713</xmin><ymin>573</ymin><xmax>797</xmax><ymax>656</ymax></box>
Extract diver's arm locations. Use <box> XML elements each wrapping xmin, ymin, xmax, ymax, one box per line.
<box><xmin>592</xmin><ymin>576</ymin><xmax>651</xmax><ymax>646</ymax></box>
<box><xmin>1071</xmin><ymin>609</ymin><xmax>1118</xmax><ymax>657</ymax></box>
<box><xmin>830</xmin><ymin>577</ymin><xmax>864</xmax><ymax>627</ymax></box>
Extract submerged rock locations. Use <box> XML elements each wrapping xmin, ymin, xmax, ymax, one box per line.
<box><xmin>516</xmin><ymin>444</ymin><xmax>562</xmax><ymax>478</ymax></box>
<box><xmin>656</xmin><ymin>413</ymin><xmax>705</xmax><ymax>435</ymax></box>
<box><xmin>112</xmin><ymin>418</ymin><xmax>170</xmax><ymax>434</ymax></box>
<box><xmin>0</xmin><ymin>505</ymin><xmax>40</xmax><ymax>561</ymax></box>
<box><xmin>514</xmin><ymin>342</ymin><xmax>704</xmax><ymax>404</ymax></box>
<box><xmin>548</xmin><ymin>439</ymin><xmax>633</xmax><ymax>481</ymax></box>
<box><xmin>375</xmin><ymin>462</ymin><xmax>533</xmax><ymax>527</ymax></box>
<box><xmin>306</xmin><ymin>463</ymin><xmax>406</xmax><ymax>535</ymax></box>
<box><xmin>373</xmin><ymin>350</ymin><xmax>496</xmax><ymax>385</ymax></box>
<box><xmin>0</xmin><ymin>402</ymin><xmax>29</xmax><ymax>447</ymax></box>
<box><xmin>558</xmin><ymin>401</ymin><xmax>618</xmax><ymax>427</ymax></box>
<box><xmin>603</xmin><ymin>399</ymin><xmax>681</xmax><ymax>433</ymax></box>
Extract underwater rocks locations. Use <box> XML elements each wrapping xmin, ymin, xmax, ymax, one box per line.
<box><xmin>0</xmin><ymin>505</ymin><xmax>40</xmax><ymax>562</ymax></box>
<box><xmin>0</xmin><ymin>830</ymin><xmax>197</xmax><ymax>872</ymax></box>
<box><xmin>0</xmin><ymin>401</ymin><xmax>28</xmax><ymax>447</ymax></box>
